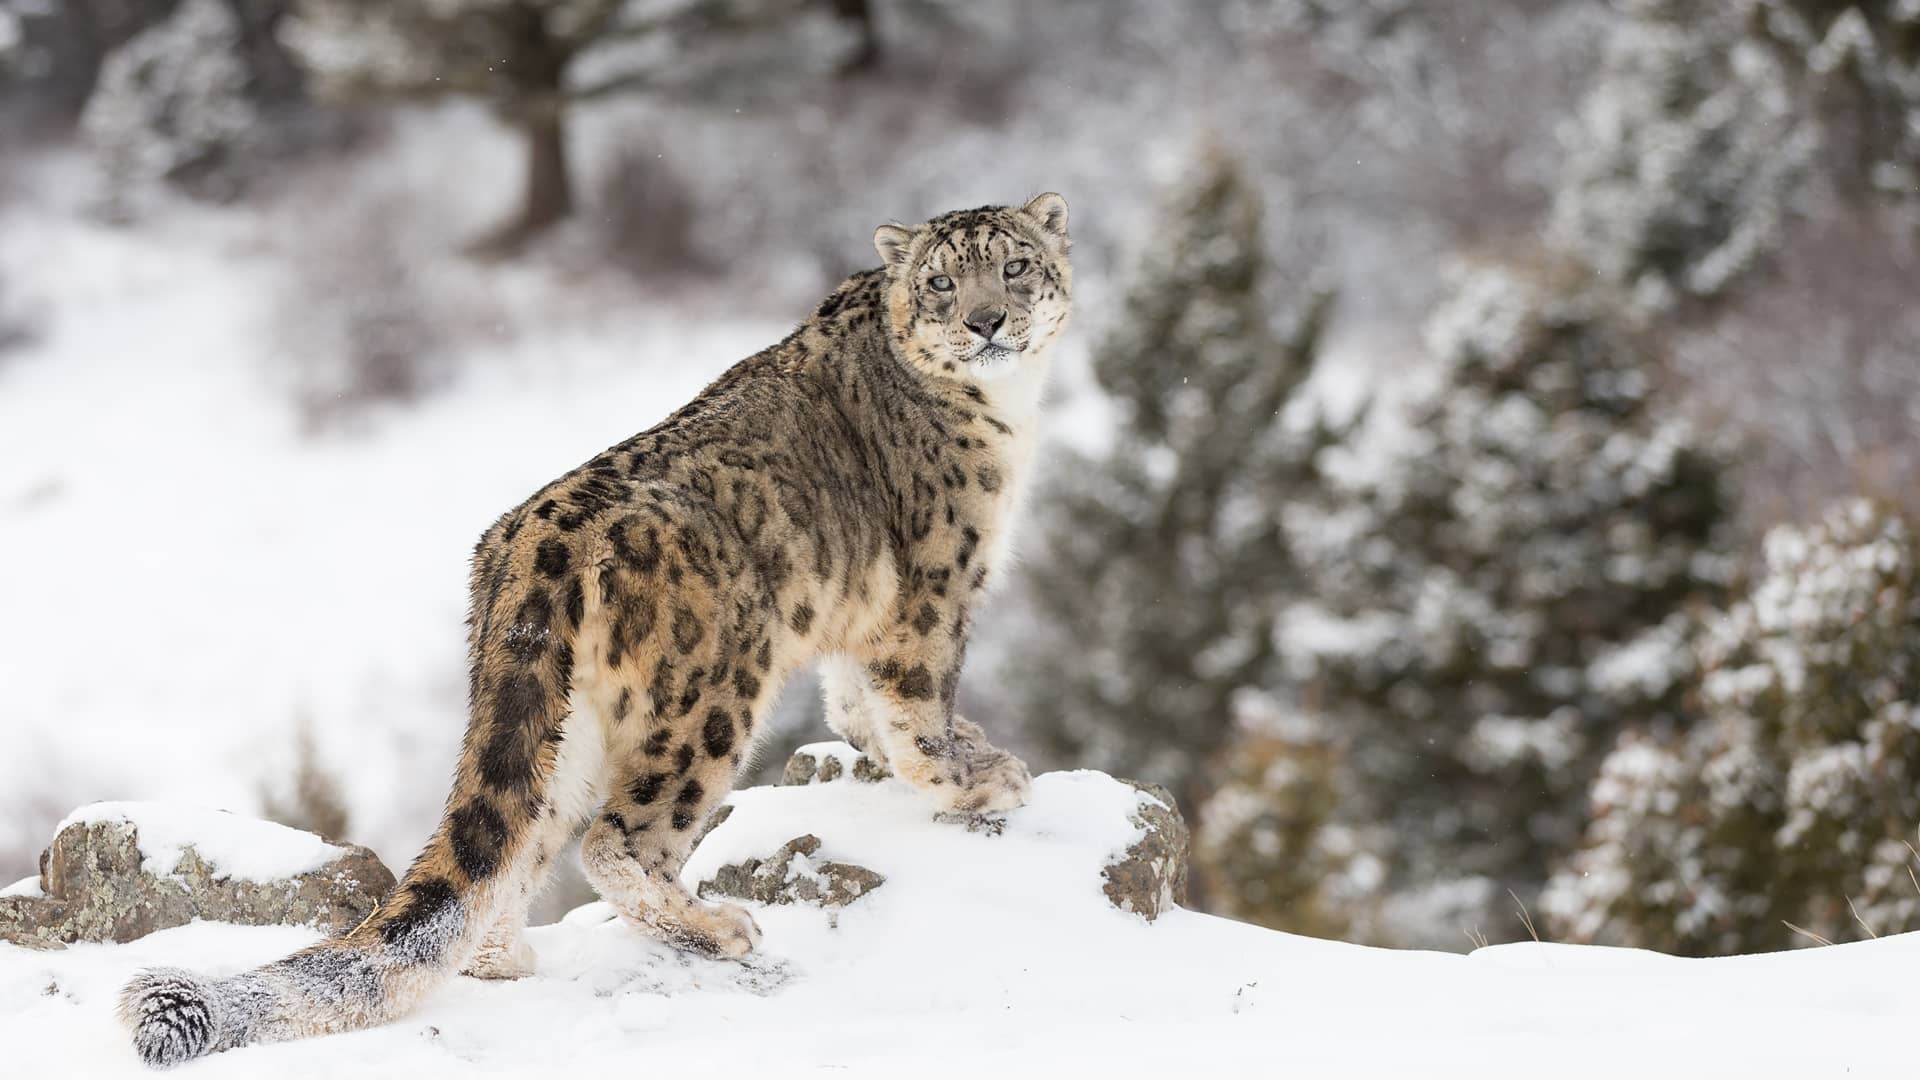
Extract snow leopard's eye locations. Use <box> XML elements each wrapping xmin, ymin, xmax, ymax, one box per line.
<box><xmin>929</xmin><ymin>275</ymin><xmax>955</xmax><ymax>292</ymax></box>
<box><xmin>1003</xmin><ymin>259</ymin><xmax>1029</xmax><ymax>279</ymax></box>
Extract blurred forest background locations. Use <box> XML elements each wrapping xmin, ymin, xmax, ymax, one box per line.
<box><xmin>1</xmin><ymin>0</ymin><xmax>1917</xmax><ymax>955</ymax></box>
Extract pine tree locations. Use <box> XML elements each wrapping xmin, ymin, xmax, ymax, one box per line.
<box><xmin>1550</xmin><ymin>0</ymin><xmax>1813</xmax><ymax>311</ymax></box>
<box><xmin>1292</xmin><ymin>261</ymin><xmax>1734</xmax><ymax>946</ymax></box>
<box><xmin>1738</xmin><ymin>0</ymin><xmax>1920</xmax><ymax>215</ymax></box>
<box><xmin>282</xmin><ymin>0</ymin><xmax>867</xmax><ymax>247</ymax></box>
<box><xmin>79</xmin><ymin>0</ymin><xmax>260</xmax><ymax>216</ymax></box>
<box><xmin>1544</xmin><ymin>499</ymin><xmax>1920</xmax><ymax>954</ymax></box>
<box><xmin>1008</xmin><ymin>148</ymin><xmax>1336</xmax><ymax>830</ymax></box>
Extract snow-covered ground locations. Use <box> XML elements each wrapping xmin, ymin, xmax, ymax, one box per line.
<box><xmin>3</xmin><ymin>762</ymin><xmax>1915</xmax><ymax>1078</ymax></box>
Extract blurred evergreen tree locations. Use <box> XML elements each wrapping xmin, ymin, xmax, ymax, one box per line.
<box><xmin>1193</xmin><ymin>702</ymin><xmax>1357</xmax><ymax>940</ymax></box>
<box><xmin>1739</xmin><ymin>0</ymin><xmax>1920</xmax><ymax>217</ymax></box>
<box><xmin>1550</xmin><ymin>0</ymin><xmax>1813</xmax><ymax>312</ymax></box>
<box><xmin>1291</xmin><ymin>260</ymin><xmax>1735</xmax><ymax>946</ymax></box>
<box><xmin>1544</xmin><ymin>500</ymin><xmax>1920</xmax><ymax>954</ymax></box>
<box><xmin>1008</xmin><ymin>147</ymin><xmax>1337</xmax><ymax>844</ymax></box>
<box><xmin>80</xmin><ymin>0</ymin><xmax>260</xmax><ymax>215</ymax></box>
<box><xmin>1</xmin><ymin>1</ymin><xmax>305</xmax><ymax>126</ymax></box>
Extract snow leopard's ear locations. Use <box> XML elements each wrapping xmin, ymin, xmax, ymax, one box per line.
<box><xmin>1021</xmin><ymin>192</ymin><xmax>1069</xmax><ymax>241</ymax></box>
<box><xmin>873</xmin><ymin>223</ymin><xmax>918</xmax><ymax>270</ymax></box>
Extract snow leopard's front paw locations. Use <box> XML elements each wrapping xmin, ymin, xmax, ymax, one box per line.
<box><xmin>941</xmin><ymin>745</ymin><xmax>1032</xmax><ymax>815</ymax></box>
<box><xmin>643</xmin><ymin>900</ymin><xmax>762</xmax><ymax>961</ymax></box>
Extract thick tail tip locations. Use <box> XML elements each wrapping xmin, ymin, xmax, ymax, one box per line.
<box><xmin>119</xmin><ymin>968</ymin><xmax>221</xmax><ymax>1069</ymax></box>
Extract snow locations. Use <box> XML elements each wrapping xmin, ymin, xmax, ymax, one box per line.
<box><xmin>56</xmin><ymin>802</ymin><xmax>348</xmax><ymax>884</ymax></box>
<box><xmin>1</xmin><ymin>876</ymin><xmax>41</xmax><ymax>899</ymax></box>
<box><xmin>1588</xmin><ymin>617</ymin><xmax>1693</xmax><ymax>702</ymax></box>
<box><xmin>5</xmin><ymin>767</ymin><xmax>1920</xmax><ymax>1077</ymax></box>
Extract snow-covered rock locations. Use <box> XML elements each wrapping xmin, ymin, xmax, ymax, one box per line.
<box><xmin>1100</xmin><ymin>779</ymin><xmax>1190</xmax><ymax>921</ymax></box>
<box><xmin>0</xmin><ymin>803</ymin><xmax>392</xmax><ymax>951</ymax></box>
<box><xmin>779</xmin><ymin>740</ymin><xmax>892</xmax><ymax>786</ymax></box>
<box><xmin>698</xmin><ymin>834</ymin><xmax>886</xmax><ymax>909</ymax></box>
<box><xmin>706</xmin><ymin>745</ymin><xmax>1189</xmax><ymax>920</ymax></box>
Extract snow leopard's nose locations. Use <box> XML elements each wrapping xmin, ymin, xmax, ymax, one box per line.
<box><xmin>964</xmin><ymin>307</ymin><xmax>1007</xmax><ymax>340</ymax></box>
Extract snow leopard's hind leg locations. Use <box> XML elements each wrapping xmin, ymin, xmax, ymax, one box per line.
<box><xmin>576</xmin><ymin>542</ymin><xmax>777</xmax><ymax>959</ymax></box>
<box><xmin>580</xmin><ymin>715</ymin><xmax>765</xmax><ymax>957</ymax></box>
<box><xmin>459</xmin><ymin>742</ymin><xmax>598</xmax><ymax>979</ymax></box>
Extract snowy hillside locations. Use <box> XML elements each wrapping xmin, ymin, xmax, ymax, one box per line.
<box><xmin>3</xmin><ymin>759</ymin><xmax>1917</xmax><ymax>1078</ymax></box>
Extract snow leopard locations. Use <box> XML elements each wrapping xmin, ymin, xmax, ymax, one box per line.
<box><xmin>118</xmin><ymin>192</ymin><xmax>1073</xmax><ymax>1068</ymax></box>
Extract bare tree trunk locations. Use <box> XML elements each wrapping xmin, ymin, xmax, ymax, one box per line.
<box><xmin>475</xmin><ymin>2</ymin><xmax>577</xmax><ymax>253</ymax></box>
<box><xmin>520</xmin><ymin>110</ymin><xmax>574</xmax><ymax>234</ymax></box>
<box><xmin>831</xmin><ymin>0</ymin><xmax>881</xmax><ymax>74</ymax></box>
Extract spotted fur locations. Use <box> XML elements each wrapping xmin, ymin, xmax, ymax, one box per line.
<box><xmin>118</xmin><ymin>193</ymin><xmax>1072</xmax><ymax>1067</ymax></box>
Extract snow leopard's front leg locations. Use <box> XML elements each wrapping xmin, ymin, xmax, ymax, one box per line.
<box><xmin>819</xmin><ymin>654</ymin><xmax>894</xmax><ymax>768</ymax></box>
<box><xmin>822</xmin><ymin>655</ymin><xmax>1013</xmax><ymax>786</ymax></box>
<box><xmin>857</xmin><ymin>597</ymin><xmax>1031</xmax><ymax>815</ymax></box>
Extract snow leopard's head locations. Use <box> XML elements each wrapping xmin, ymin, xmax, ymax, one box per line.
<box><xmin>874</xmin><ymin>193</ymin><xmax>1072</xmax><ymax>382</ymax></box>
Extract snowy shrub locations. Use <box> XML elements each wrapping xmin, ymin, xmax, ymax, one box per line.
<box><xmin>0</xmin><ymin>162</ymin><xmax>33</xmax><ymax>358</ymax></box>
<box><xmin>1292</xmin><ymin>260</ymin><xmax>1735</xmax><ymax>946</ymax></box>
<box><xmin>1194</xmin><ymin>699</ymin><xmax>1369</xmax><ymax>940</ymax></box>
<box><xmin>1545</xmin><ymin>499</ymin><xmax>1920</xmax><ymax>955</ymax></box>
<box><xmin>1007</xmin><ymin>147</ymin><xmax>1338</xmax><ymax>824</ymax></box>
<box><xmin>278</xmin><ymin>187</ymin><xmax>455</xmax><ymax>432</ymax></box>
<box><xmin>591</xmin><ymin>139</ymin><xmax>712</xmax><ymax>282</ymax></box>
<box><xmin>80</xmin><ymin>0</ymin><xmax>260</xmax><ymax>216</ymax></box>
<box><xmin>1550</xmin><ymin>0</ymin><xmax>1813</xmax><ymax>311</ymax></box>
<box><xmin>259</xmin><ymin>721</ymin><xmax>352</xmax><ymax>844</ymax></box>
<box><xmin>0</xmin><ymin>271</ymin><xmax>33</xmax><ymax>360</ymax></box>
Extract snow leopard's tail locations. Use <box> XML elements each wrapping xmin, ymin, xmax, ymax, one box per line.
<box><xmin>118</xmin><ymin>562</ymin><xmax>582</xmax><ymax>1068</ymax></box>
<box><xmin>115</xmin><ymin>852</ymin><xmax>498</xmax><ymax>1069</ymax></box>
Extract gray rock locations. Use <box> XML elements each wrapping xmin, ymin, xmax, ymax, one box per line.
<box><xmin>1101</xmin><ymin>781</ymin><xmax>1190</xmax><ymax>922</ymax></box>
<box><xmin>0</xmin><ymin>814</ymin><xmax>394</xmax><ymax>951</ymax></box>
<box><xmin>697</xmin><ymin>834</ymin><xmax>884</xmax><ymax>908</ymax></box>
<box><xmin>780</xmin><ymin>745</ymin><xmax>891</xmax><ymax>786</ymax></box>
<box><xmin>689</xmin><ymin>802</ymin><xmax>734</xmax><ymax>852</ymax></box>
<box><xmin>710</xmin><ymin>757</ymin><xmax>1185</xmax><ymax>920</ymax></box>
